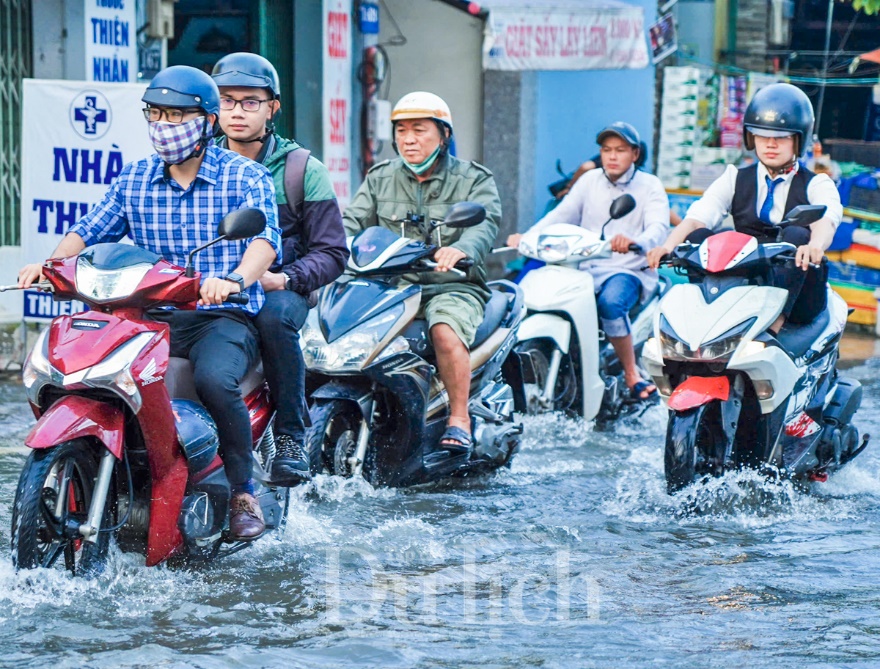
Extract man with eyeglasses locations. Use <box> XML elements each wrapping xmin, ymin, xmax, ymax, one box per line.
<box><xmin>212</xmin><ymin>53</ymin><xmax>348</xmax><ymax>486</ymax></box>
<box><xmin>506</xmin><ymin>122</ymin><xmax>670</xmax><ymax>402</ymax></box>
<box><xmin>18</xmin><ymin>65</ymin><xmax>282</xmax><ymax>541</ymax></box>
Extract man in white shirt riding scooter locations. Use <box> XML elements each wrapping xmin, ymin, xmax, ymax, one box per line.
<box><xmin>507</xmin><ymin>122</ymin><xmax>670</xmax><ymax>401</ymax></box>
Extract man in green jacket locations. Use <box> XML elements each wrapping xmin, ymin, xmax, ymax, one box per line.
<box><xmin>213</xmin><ymin>53</ymin><xmax>349</xmax><ymax>485</ymax></box>
<box><xmin>343</xmin><ymin>91</ymin><xmax>501</xmax><ymax>452</ymax></box>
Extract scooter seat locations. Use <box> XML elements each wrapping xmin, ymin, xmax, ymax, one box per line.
<box><xmin>402</xmin><ymin>289</ymin><xmax>512</xmax><ymax>358</ymax></box>
<box><xmin>165</xmin><ymin>357</ymin><xmax>265</xmax><ymax>402</ymax></box>
<box><xmin>775</xmin><ymin>309</ymin><xmax>831</xmax><ymax>359</ymax></box>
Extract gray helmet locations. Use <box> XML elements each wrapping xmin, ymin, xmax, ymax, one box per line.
<box><xmin>211</xmin><ymin>52</ymin><xmax>281</xmax><ymax>99</ymax></box>
<box><xmin>743</xmin><ymin>83</ymin><xmax>814</xmax><ymax>157</ymax></box>
<box><xmin>596</xmin><ymin>121</ymin><xmax>641</xmax><ymax>148</ymax></box>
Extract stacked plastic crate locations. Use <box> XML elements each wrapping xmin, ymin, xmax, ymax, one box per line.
<box><xmin>657</xmin><ymin>67</ymin><xmax>701</xmax><ymax>191</ymax></box>
<box><xmin>826</xmin><ymin>185</ymin><xmax>880</xmax><ymax>330</ymax></box>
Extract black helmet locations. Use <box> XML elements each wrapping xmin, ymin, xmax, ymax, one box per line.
<box><xmin>211</xmin><ymin>52</ymin><xmax>281</xmax><ymax>99</ymax></box>
<box><xmin>597</xmin><ymin>121</ymin><xmax>641</xmax><ymax>149</ymax></box>
<box><xmin>743</xmin><ymin>83</ymin><xmax>814</xmax><ymax>157</ymax></box>
<box><xmin>142</xmin><ymin>65</ymin><xmax>220</xmax><ymax>115</ymax></box>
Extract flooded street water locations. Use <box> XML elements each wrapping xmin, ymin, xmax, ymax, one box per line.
<box><xmin>0</xmin><ymin>351</ymin><xmax>879</xmax><ymax>667</ymax></box>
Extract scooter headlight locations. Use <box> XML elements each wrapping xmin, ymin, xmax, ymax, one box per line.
<box><xmin>302</xmin><ymin>304</ymin><xmax>404</xmax><ymax>373</ymax></box>
<box><xmin>535</xmin><ymin>235</ymin><xmax>580</xmax><ymax>263</ymax></box>
<box><xmin>698</xmin><ymin>320</ymin><xmax>756</xmax><ymax>361</ymax></box>
<box><xmin>22</xmin><ymin>330</ymin><xmax>154</xmax><ymax>412</ymax></box>
<box><xmin>658</xmin><ymin>316</ymin><xmax>691</xmax><ymax>360</ymax></box>
<box><xmin>82</xmin><ymin>332</ymin><xmax>156</xmax><ymax>412</ymax></box>
<box><xmin>659</xmin><ymin>316</ymin><xmax>755</xmax><ymax>362</ymax></box>
<box><xmin>22</xmin><ymin>328</ymin><xmax>52</xmax><ymax>400</ymax></box>
<box><xmin>76</xmin><ymin>258</ymin><xmax>153</xmax><ymax>303</ymax></box>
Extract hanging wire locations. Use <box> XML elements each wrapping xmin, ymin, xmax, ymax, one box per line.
<box><xmin>677</xmin><ymin>54</ymin><xmax>880</xmax><ymax>87</ymax></box>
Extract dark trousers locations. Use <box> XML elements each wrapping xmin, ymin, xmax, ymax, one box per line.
<box><xmin>686</xmin><ymin>226</ymin><xmax>826</xmax><ymax>323</ymax></box>
<box><xmin>253</xmin><ymin>289</ymin><xmax>310</xmax><ymax>442</ymax></box>
<box><xmin>152</xmin><ymin>309</ymin><xmax>259</xmax><ymax>487</ymax></box>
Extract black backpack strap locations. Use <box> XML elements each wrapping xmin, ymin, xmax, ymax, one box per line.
<box><xmin>283</xmin><ymin>147</ymin><xmax>311</xmax><ymax>220</ymax></box>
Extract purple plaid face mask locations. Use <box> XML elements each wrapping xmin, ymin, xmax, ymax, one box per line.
<box><xmin>147</xmin><ymin>117</ymin><xmax>213</xmax><ymax>164</ymax></box>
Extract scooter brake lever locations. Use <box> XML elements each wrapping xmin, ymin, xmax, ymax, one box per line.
<box><xmin>422</xmin><ymin>259</ymin><xmax>466</xmax><ymax>278</ymax></box>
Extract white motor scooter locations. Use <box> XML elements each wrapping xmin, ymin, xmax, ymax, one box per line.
<box><xmin>640</xmin><ymin>204</ymin><xmax>868</xmax><ymax>493</ymax></box>
<box><xmin>507</xmin><ymin>195</ymin><xmax>669</xmax><ymax>423</ymax></box>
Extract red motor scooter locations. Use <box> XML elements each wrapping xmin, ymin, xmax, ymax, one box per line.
<box><xmin>12</xmin><ymin>209</ymin><xmax>288</xmax><ymax>576</ymax></box>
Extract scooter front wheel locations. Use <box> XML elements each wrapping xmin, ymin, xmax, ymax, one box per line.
<box><xmin>517</xmin><ymin>341</ymin><xmax>577</xmax><ymax>414</ymax></box>
<box><xmin>11</xmin><ymin>439</ymin><xmax>111</xmax><ymax>576</ymax></box>
<box><xmin>307</xmin><ymin>400</ymin><xmax>369</xmax><ymax>478</ymax></box>
<box><xmin>664</xmin><ymin>405</ymin><xmax>718</xmax><ymax>494</ymax></box>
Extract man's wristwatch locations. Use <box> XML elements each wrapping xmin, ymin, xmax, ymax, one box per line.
<box><xmin>284</xmin><ymin>274</ymin><xmax>293</xmax><ymax>291</ymax></box>
<box><xmin>224</xmin><ymin>272</ymin><xmax>245</xmax><ymax>293</ymax></box>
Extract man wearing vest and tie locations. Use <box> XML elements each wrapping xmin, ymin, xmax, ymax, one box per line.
<box><xmin>647</xmin><ymin>83</ymin><xmax>842</xmax><ymax>331</ymax></box>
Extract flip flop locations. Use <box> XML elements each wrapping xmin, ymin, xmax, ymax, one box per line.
<box><xmin>629</xmin><ymin>380</ymin><xmax>658</xmax><ymax>401</ymax></box>
<box><xmin>438</xmin><ymin>425</ymin><xmax>473</xmax><ymax>455</ymax></box>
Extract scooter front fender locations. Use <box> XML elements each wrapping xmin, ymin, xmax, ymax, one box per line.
<box><xmin>517</xmin><ymin>313</ymin><xmax>572</xmax><ymax>354</ymax></box>
<box><xmin>25</xmin><ymin>395</ymin><xmax>124</xmax><ymax>459</ymax></box>
<box><xmin>668</xmin><ymin>376</ymin><xmax>730</xmax><ymax>412</ymax></box>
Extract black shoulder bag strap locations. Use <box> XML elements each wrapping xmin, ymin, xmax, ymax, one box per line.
<box><xmin>283</xmin><ymin>147</ymin><xmax>311</xmax><ymax>221</ymax></box>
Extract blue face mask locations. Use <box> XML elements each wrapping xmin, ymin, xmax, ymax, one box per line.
<box><xmin>402</xmin><ymin>145</ymin><xmax>442</xmax><ymax>176</ymax></box>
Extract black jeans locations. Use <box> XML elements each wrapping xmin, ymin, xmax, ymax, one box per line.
<box><xmin>253</xmin><ymin>289</ymin><xmax>310</xmax><ymax>442</ymax></box>
<box><xmin>686</xmin><ymin>226</ymin><xmax>826</xmax><ymax>323</ymax></box>
<box><xmin>151</xmin><ymin>309</ymin><xmax>259</xmax><ymax>487</ymax></box>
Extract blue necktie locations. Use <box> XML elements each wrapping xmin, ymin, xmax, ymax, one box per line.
<box><xmin>759</xmin><ymin>175</ymin><xmax>784</xmax><ymax>224</ymax></box>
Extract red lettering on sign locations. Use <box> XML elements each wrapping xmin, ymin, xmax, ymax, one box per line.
<box><xmin>505</xmin><ymin>25</ymin><xmax>533</xmax><ymax>58</ymax></box>
<box><xmin>328</xmin><ymin>12</ymin><xmax>348</xmax><ymax>58</ymax></box>
<box><xmin>329</xmin><ymin>99</ymin><xmax>346</xmax><ymax>144</ymax></box>
<box><xmin>535</xmin><ymin>26</ymin><xmax>561</xmax><ymax>58</ymax></box>
<box><xmin>584</xmin><ymin>26</ymin><xmax>607</xmax><ymax>57</ymax></box>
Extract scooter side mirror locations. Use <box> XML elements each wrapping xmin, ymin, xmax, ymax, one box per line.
<box><xmin>186</xmin><ymin>208</ymin><xmax>268</xmax><ymax>277</ymax></box>
<box><xmin>779</xmin><ymin>204</ymin><xmax>826</xmax><ymax>228</ymax></box>
<box><xmin>609</xmin><ymin>194</ymin><xmax>636</xmax><ymax>220</ymax></box>
<box><xmin>438</xmin><ymin>202</ymin><xmax>487</xmax><ymax>229</ymax></box>
<box><xmin>217</xmin><ymin>208</ymin><xmax>267</xmax><ymax>240</ymax></box>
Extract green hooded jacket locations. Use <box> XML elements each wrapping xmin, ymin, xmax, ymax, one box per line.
<box><xmin>342</xmin><ymin>153</ymin><xmax>501</xmax><ymax>304</ymax></box>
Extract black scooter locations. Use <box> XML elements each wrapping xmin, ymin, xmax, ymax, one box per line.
<box><xmin>301</xmin><ymin>203</ymin><xmax>526</xmax><ymax>486</ymax></box>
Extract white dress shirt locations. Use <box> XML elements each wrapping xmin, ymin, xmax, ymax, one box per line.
<box><xmin>526</xmin><ymin>165</ymin><xmax>671</xmax><ymax>296</ymax></box>
<box><xmin>685</xmin><ymin>162</ymin><xmax>843</xmax><ymax>231</ymax></box>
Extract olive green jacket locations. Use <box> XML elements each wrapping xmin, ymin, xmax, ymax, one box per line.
<box><xmin>342</xmin><ymin>153</ymin><xmax>501</xmax><ymax>304</ymax></box>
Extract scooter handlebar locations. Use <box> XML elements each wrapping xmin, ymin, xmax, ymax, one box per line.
<box><xmin>421</xmin><ymin>259</ymin><xmax>467</xmax><ymax>278</ymax></box>
<box><xmin>225</xmin><ymin>292</ymin><xmax>250</xmax><ymax>305</ymax></box>
<box><xmin>628</xmin><ymin>243</ymin><xmax>643</xmax><ymax>254</ymax></box>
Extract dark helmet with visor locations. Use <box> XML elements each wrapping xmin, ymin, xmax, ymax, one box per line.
<box><xmin>211</xmin><ymin>52</ymin><xmax>281</xmax><ymax>99</ymax></box>
<box><xmin>743</xmin><ymin>83</ymin><xmax>814</xmax><ymax>157</ymax></box>
<box><xmin>142</xmin><ymin>65</ymin><xmax>220</xmax><ymax>115</ymax></box>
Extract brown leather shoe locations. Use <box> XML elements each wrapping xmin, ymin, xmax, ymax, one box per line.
<box><xmin>229</xmin><ymin>493</ymin><xmax>265</xmax><ymax>541</ymax></box>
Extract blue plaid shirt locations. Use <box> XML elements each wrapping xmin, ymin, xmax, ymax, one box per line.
<box><xmin>69</xmin><ymin>145</ymin><xmax>282</xmax><ymax>315</ymax></box>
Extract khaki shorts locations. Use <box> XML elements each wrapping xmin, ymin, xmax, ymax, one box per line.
<box><xmin>419</xmin><ymin>292</ymin><xmax>484</xmax><ymax>347</ymax></box>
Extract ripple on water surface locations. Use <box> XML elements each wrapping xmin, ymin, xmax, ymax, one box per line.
<box><xmin>0</xmin><ymin>374</ymin><xmax>877</xmax><ymax>666</ymax></box>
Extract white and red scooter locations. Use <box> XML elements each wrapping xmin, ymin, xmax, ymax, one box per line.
<box><xmin>641</xmin><ymin>204</ymin><xmax>869</xmax><ymax>493</ymax></box>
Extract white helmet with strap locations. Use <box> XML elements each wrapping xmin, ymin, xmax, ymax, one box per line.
<box><xmin>391</xmin><ymin>91</ymin><xmax>453</xmax><ymax>131</ymax></box>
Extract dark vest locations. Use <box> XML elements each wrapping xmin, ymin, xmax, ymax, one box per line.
<box><xmin>731</xmin><ymin>164</ymin><xmax>815</xmax><ymax>242</ymax></box>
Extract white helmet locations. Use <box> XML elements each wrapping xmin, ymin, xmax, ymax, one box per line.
<box><xmin>391</xmin><ymin>91</ymin><xmax>453</xmax><ymax>131</ymax></box>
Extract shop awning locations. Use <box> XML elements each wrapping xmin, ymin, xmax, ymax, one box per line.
<box><xmin>480</xmin><ymin>0</ymin><xmax>650</xmax><ymax>71</ymax></box>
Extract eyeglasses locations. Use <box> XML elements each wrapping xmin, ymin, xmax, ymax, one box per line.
<box><xmin>143</xmin><ymin>107</ymin><xmax>203</xmax><ymax>123</ymax></box>
<box><xmin>219</xmin><ymin>97</ymin><xmax>272</xmax><ymax>112</ymax></box>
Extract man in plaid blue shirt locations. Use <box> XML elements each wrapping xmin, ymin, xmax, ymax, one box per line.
<box><xmin>19</xmin><ymin>66</ymin><xmax>282</xmax><ymax>541</ymax></box>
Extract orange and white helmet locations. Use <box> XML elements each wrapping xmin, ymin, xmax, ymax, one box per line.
<box><xmin>391</xmin><ymin>91</ymin><xmax>453</xmax><ymax>132</ymax></box>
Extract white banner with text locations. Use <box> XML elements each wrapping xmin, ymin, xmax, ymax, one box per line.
<box><xmin>20</xmin><ymin>79</ymin><xmax>152</xmax><ymax>319</ymax></box>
